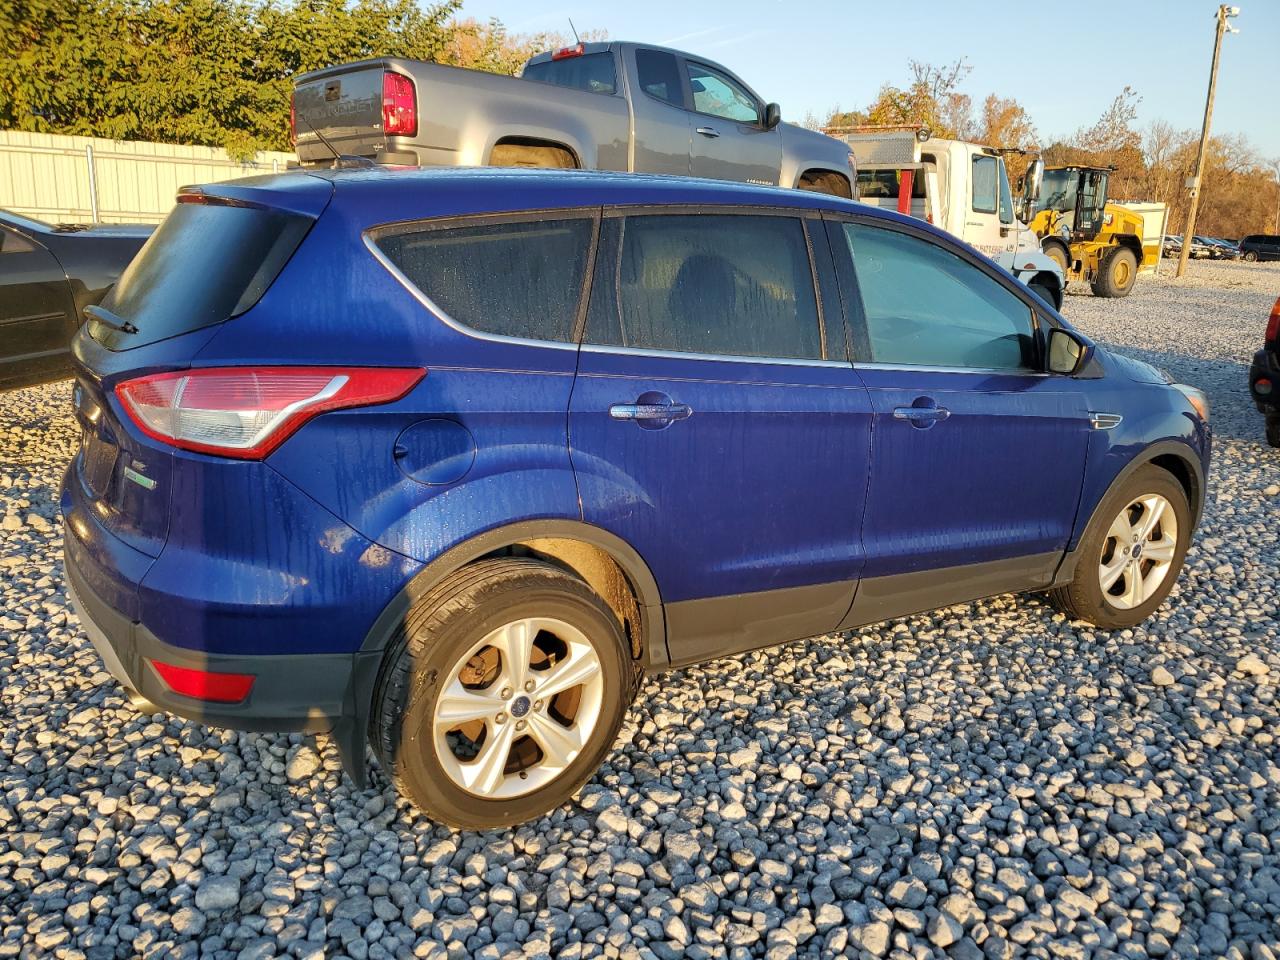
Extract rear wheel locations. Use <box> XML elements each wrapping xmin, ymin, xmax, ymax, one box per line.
<box><xmin>488</xmin><ymin>142</ymin><xmax>577</xmax><ymax>169</ymax></box>
<box><xmin>797</xmin><ymin>171</ymin><xmax>853</xmax><ymax>198</ymax></box>
<box><xmin>1092</xmin><ymin>246</ymin><xmax>1138</xmax><ymax>298</ymax></box>
<box><xmin>1048</xmin><ymin>465</ymin><xmax>1190</xmax><ymax>629</ymax></box>
<box><xmin>369</xmin><ymin>558</ymin><xmax>633</xmax><ymax>829</ymax></box>
<box><xmin>1244</xmin><ymin>250</ymin><xmax>1259</xmax><ymax>263</ymax></box>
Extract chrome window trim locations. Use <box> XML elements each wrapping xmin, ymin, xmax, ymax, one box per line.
<box><xmin>580</xmin><ymin>341</ymin><xmax>851</xmax><ymax>368</ymax></box>
<box><xmin>853</xmin><ymin>361</ymin><xmax>1050</xmax><ymax>377</ymax></box>
<box><xmin>362</xmin><ymin>219</ymin><xmax>593</xmax><ymax>353</ymax></box>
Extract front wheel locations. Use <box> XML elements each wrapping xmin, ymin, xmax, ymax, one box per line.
<box><xmin>1048</xmin><ymin>465</ymin><xmax>1191</xmax><ymax>629</ymax></box>
<box><xmin>1091</xmin><ymin>247</ymin><xmax>1138</xmax><ymax>298</ymax></box>
<box><xmin>369</xmin><ymin>558</ymin><xmax>634</xmax><ymax>829</ymax></box>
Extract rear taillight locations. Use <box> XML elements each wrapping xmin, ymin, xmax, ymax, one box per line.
<box><xmin>382</xmin><ymin>72</ymin><xmax>416</xmax><ymax>137</ymax></box>
<box><xmin>289</xmin><ymin>93</ymin><xmax>297</xmax><ymax>146</ymax></box>
<box><xmin>116</xmin><ymin>366</ymin><xmax>424</xmax><ymax>459</ymax></box>
<box><xmin>151</xmin><ymin>661</ymin><xmax>254</xmax><ymax>703</ymax></box>
<box><xmin>1266</xmin><ymin>295</ymin><xmax>1280</xmax><ymax>345</ymax></box>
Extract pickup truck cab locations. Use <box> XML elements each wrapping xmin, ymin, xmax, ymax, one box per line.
<box><xmin>293</xmin><ymin>41</ymin><xmax>856</xmax><ymax>197</ymax></box>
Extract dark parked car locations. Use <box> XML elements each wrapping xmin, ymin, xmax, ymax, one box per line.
<box><xmin>63</xmin><ymin>169</ymin><xmax>1211</xmax><ymax>829</ymax></box>
<box><xmin>1240</xmin><ymin>234</ymin><xmax>1280</xmax><ymax>263</ymax></box>
<box><xmin>1249</xmin><ymin>295</ymin><xmax>1280</xmax><ymax>446</ymax></box>
<box><xmin>0</xmin><ymin>210</ymin><xmax>152</xmax><ymax>391</ymax></box>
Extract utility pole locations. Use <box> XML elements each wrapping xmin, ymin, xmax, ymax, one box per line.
<box><xmin>1177</xmin><ymin>4</ymin><xmax>1239</xmax><ymax>278</ymax></box>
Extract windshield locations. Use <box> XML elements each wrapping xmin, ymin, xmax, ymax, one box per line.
<box><xmin>1035</xmin><ymin>169</ymin><xmax>1078</xmax><ymax>216</ymax></box>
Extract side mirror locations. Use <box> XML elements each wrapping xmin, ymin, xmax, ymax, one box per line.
<box><xmin>763</xmin><ymin>103</ymin><xmax>781</xmax><ymax>130</ymax></box>
<box><xmin>1023</xmin><ymin>158</ymin><xmax>1044</xmax><ymax>201</ymax></box>
<box><xmin>1047</xmin><ymin>327</ymin><xmax>1092</xmax><ymax>375</ymax></box>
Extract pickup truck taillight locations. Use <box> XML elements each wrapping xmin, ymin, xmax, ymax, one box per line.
<box><xmin>1266</xmin><ymin>295</ymin><xmax>1280</xmax><ymax>347</ymax></box>
<box><xmin>383</xmin><ymin>72</ymin><xmax>417</xmax><ymax>137</ymax></box>
<box><xmin>116</xmin><ymin>367</ymin><xmax>425</xmax><ymax>459</ymax></box>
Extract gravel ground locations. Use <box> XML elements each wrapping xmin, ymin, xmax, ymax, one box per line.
<box><xmin>2</xmin><ymin>259</ymin><xmax>1279</xmax><ymax>960</ymax></box>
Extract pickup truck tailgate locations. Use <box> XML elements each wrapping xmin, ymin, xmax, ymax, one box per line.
<box><xmin>293</xmin><ymin>64</ymin><xmax>387</xmax><ymax>163</ymax></box>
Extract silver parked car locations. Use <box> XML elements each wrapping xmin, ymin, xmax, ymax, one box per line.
<box><xmin>292</xmin><ymin>41</ymin><xmax>857</xmax><ymax>197</ymax></box>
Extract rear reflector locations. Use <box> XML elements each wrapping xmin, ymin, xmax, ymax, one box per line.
<box><xmin>552</xmin><ymin>43</ymin><xmax>585</xmax><ymax>60</ymax></box>
<box><xmin>116</xmin><ymin>366</ymin><xmax>425</xmax><ymax>459</ymax></box>
<box><xmin>1257</xmin><ymin>378</ymin><xmax>1273</xmax><ymax>396</ymax></box>
<box><xmin>382</xmin><ymin>71</ymin><xmax>417</xmax><ymax>137</ymax></box>
<box><xmin>151</xmin><ymin>660</ymin><xmax>254</xmax><ymax>703</ymax></box>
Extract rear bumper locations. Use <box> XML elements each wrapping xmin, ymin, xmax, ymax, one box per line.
<box><xmin>1250</xmin><ymin>349</ymin><xmax>1279</xmax><ymax>414</ymax></box>
<box><xmin>65</xmin><ymin>527</ymin><xmax>370</xmax><ymax>735</ymax></box>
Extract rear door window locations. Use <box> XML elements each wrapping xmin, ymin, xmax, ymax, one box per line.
<box><xmin>99</xmin><ymin>200</ymin><xmax>312</xmax><ymax>349</ymax></box>
<box><xmin>374</xmin><ymin>216</ymin><xmax>594</xmax><ymax>343</ymax></box>
<box><xmin>635</xmin><ymin>49</ymin><xmax>684</xmax><ymax>107</ymax></box>
<box><xmin>585</xmin><ymin>213</ymin><xmax>823</xmax><ymax>360</ymax></box>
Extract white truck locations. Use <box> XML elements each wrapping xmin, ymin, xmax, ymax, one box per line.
<box><xmin>838</xmin><ymin>128</ymin><xmax>1065</xmax><ymax>309</ymax></box>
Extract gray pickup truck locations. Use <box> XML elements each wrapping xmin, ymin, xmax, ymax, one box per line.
<box><xmin>292</xmin><ymin>41</ymin><xmax>855</xmax><ymax>196</ymax></box>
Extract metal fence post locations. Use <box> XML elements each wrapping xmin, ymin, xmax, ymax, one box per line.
<box><xmin>85</xmin><ymin>144</ymin><xmax>100</xmax><ymax>222</ymax></box>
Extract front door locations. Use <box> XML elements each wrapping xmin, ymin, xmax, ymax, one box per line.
<box><xmin>827</xmin><ymin>216</ymin><xmax>1092</xmax><ymax>626</ymax></box>
<box><xmin>0</xmin><ymin>226</ymin><xmax>76</xmax><ymax>389</ymax></box>
<box><xmin>681</xmin><ymin>58</ymin><xmax>781</xmax><ymax>186</ymax></box>
<box><xmin>569</xmin><ymin>210</ymin><xmax>869</xmax><ymax>665</ymax></box>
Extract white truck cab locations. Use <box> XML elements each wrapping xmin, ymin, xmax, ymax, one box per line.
<box><xmin>838</xmin><ymin>129</ymin><xmax>1065</xmax><ymax>309</ymax></box>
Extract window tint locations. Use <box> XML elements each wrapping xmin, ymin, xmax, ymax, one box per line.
<box><xmin>521</xmin><ymin>53</ymin><xmax>616</xmax><ymax>94</ymax></box>
<box><xmin>635</xmin><ymin>49</ymin><xmax>683</xmax><ymax>106</ymax></box>
<box><xmin>972</xmin><ymin>155</ymin><xmax>998</xmax><ymax>215</ymax></box>
<box><xmin>377</xmin><ymin>218</ymin><xmax>592</xmax><ymax>343</ymax></box>
<box><xmin>100</xmin><ymin>201</ymin><xmax>310</xmax><ymax>350</ymax></box>
<box><xmin>686</xmin><ymin>62</ymin><xmax>759</xmax><ymax>123</ymax></box>
<box><xmin>844</xmin><ymin>222</ymin><xmax>1035</xmax><ymax>370</ymax></box>
<box><xmin>586</xmin><ymin>214</ymin><xmax>822</xmax><ymax>360</ymax></box>
<box><xmin>0</xmin><ymin>229</ymin><xmax>36</xmax><ymax>254</ymax></box>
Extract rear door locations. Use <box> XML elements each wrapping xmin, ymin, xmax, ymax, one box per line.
<box><xmin>828</xmin><ymin>215</ymin><xmax>1092</xmax><ymax>626</ymax></box>
<box><xmin>0</xmin><ymin>224</ymin><xmax>76</xmax><ymax>389</ymax></box>
<box><xmin>681</xmin><ymin>58</ymin><xmax>781</xmax><ymax>186</ymax></box>
<box><xmin>569</xmin><ymin>208</ymin><xmax>870</xmax><ymax>665</ymax></box>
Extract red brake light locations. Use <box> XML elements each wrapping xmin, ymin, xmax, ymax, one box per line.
<box><xmin>551</xmin><ymin>43</ymin><xmax>585</xmax><ymax>60</ymax></box>
<box><xmin>1266</xmin><ymin>295</ymin><xmax>1280</xmax><ymax>345</ymax></box>
<box><xmin>151</xmin><ymin>661</ymin><xmax>255</xmax><ymax>703</ymax></box>
<box><xmin>116</xmin><ymin>366</ymin><xmax>425</xmax><ymax>460</ymax></box>
<box><xmin>382</xmin><ymin>71</ymin><xmax>417</xmax><ymax>137</ymax></box>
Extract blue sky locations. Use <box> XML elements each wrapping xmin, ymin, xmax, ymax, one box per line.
<box><xmin>458</xmin><ymin>0</ymin><xmax>1280</xmax><ymax>158</ymax></box>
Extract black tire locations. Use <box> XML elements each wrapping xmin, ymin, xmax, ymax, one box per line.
<box><xmin>1244</xmin><ymin>251</ymin><xmax>1259</xmax><ymax>263</ymax></box>
<box><xmin>1028</xmin><ymin>280</ymin><xmax>1058</xmax><ymax>310</ymax></box>
<box><xmin>1266</xmin><ymin>416</ymin><xmax>1280</xmax><ymax>448</ymax></box>
<box><xmin>368</xmin><ymin>557</ymin><xmax>634</xmax><ymax>829</ymax></box>
<box><xmin>1091</xmin><ymin>246</ymin><xmax>1139</xmax><ymax>298</ymax></box>
<box><xmin>1043</xmin><ymin>242</ymin><xmax>1071</xmax><ymax>275</ymax></box>
<box><xmin>1048</xmin><ymin>465</ymin><xmax>1191</xmax><ymax>629</ymax></box>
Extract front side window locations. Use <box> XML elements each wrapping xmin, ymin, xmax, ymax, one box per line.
<box><xmin>635</xmin><ymin>49</ymin><xmax>684</xmax><ymax>106</ymax></box>
<box><xmin>844</xmin><ymin>222</ymin><xmax>1035</xmax><ymax>370</ymax></box>
<box><xmin>686</xmin><ymin>62</ymin><xmax>759</xmax><ymax>123</ymax></box>
<box><xmin>375</xmin><ymin>217</ymin><xmax>593</xmax><ymax>343</ymax></box>
<box><xmin>586</xmin><ymin>214</ymin><xmax>822</xmax><ymax>361</ymax></box>
<box><xmin>972</xmin><ymin>155</ymin><xmax>998</xmax><ymax>215</ymax></box>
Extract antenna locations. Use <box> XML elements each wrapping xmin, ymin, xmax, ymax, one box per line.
<box><xmin>568</xmin><ymin>17</ymin><xmax>581</xmax><ymax>45</ymax></box>
<box><xmin>301</xmin><ymin>116</ymin><xmax>374</xmax><ymax>170</ymax></box>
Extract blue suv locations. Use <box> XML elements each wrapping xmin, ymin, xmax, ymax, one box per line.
<box><xmin>62</xmin><ymin>169</ymin><xmax>1210</xmax><ymax>828</ymax></box>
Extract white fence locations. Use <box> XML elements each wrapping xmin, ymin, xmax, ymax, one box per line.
<box><xmin>0</xmin><ymin>131</ymin><xmax>295</xmax><ymax>224</ymax></box>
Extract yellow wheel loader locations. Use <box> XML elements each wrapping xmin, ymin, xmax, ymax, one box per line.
<box><xmin>1024</xmin><ymin>165</ymin><xmax>1154</xmax><ymax>298</ymax></box>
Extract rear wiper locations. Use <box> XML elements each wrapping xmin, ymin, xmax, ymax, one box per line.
<box><xmin>83</xmin><ymin>304</ymin><xmax>138</xmax><ymax>335</ymax></box>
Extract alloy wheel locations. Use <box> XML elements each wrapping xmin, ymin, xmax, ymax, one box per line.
<box><xmin>1098</xmin><ymin>493</ymin><xmax>1179</xmax><ymax>610</ymax></box>
<box><xmin>431</xmin><ymin>617</ymin><xmax>605</xmax><ymax>799</ymax></box>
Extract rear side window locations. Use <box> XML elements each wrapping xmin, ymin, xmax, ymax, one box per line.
<box><xmin>99</xmin><ymin>201</ymin><xmax>310</xmax><ymax>349</ymax></box>
<box><xmin>635</xmin><ymin>49</ymin><xmax>684</xmax><ymax>107</ymax></box>
<box><xmin>586</xmin><ymin>214</ymin><xmax>823</xmax><ymax>361</ymax></box>
<box><xmin>375</xmin><ymin>217</ymin><xmax>593</xmax><ymax>343</ymax></box>
<box><xmin>844</xmin><ymin>222</ymin><xmax>1034</xmax><ymax>370</ymax></box>
<box><xmin>521</xmin><ymin>53</ymin><xmax>617</xmax><ymax>95</ymax></box>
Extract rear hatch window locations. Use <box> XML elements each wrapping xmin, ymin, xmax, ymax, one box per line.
<box><xmin>92</xmin><ymin>199</ymin><xmax>311</xmax><ymax>350</ymax></box>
